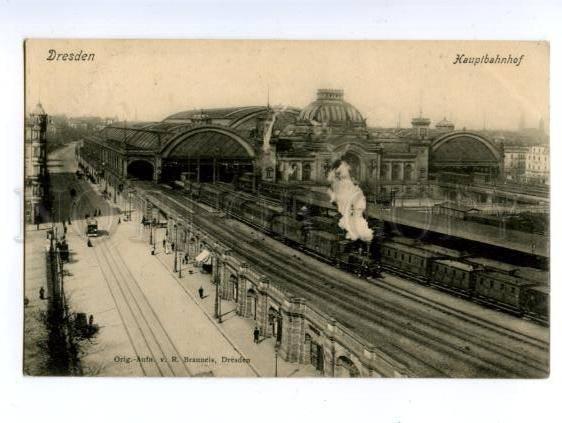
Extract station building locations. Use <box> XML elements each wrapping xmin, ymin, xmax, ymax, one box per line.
<box><xmin>77</xmin><ymin>88</ymin><xmax>504</xmax><ymax>207</ymax></box>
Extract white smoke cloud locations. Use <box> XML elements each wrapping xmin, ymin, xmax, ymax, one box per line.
<box><xmin>327</xmin><ymin>160</ymin><xmax>373</xmax><ymax>242</ymax></box>
<box><xmin>262</xmin><ymin>105</ymin><xmax>287</xmax><ymax>153</ymax></box>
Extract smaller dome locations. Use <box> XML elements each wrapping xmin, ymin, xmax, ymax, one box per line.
<box><xmin>32</xmin><ymin>103</ymin><xmax>46</xmax><ymax>115</ymax></box>
<box><xmin>436</xmin><ymin>117</ymin><xmax>455</xmax><ymax>131</ymax></box>
<box><xmin>411</xmin><ymin>116</ymin><xmax>431</xmax><ymax>127</ymax></box>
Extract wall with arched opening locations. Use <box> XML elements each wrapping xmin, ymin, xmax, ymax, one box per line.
<box><xmin>127</xmin><ymin>159</ymin><xmax>154</xmax><ymax>180</ymax></box>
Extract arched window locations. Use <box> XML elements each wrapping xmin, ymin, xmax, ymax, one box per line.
<box><xmin>302</xmin><ymin>163</ymin><xmax>312</xmax><ymax>181</ymax></box>
<box><xmin>404</xmin><ymin>164</ymin><xmax>414</xmax><ymax>181</ymax></box>
<box><xmin>336</xmin><ymin>356</ymin><xmax>360</xmax><ymax>377</ymax></box>
<box><xmin>229</xmin><ymin>275</ymin><xmax>239</xmax><ymax>302</ymax></box>
<box><xmin>391</xmin><ymin>163</ymin><xmax>401</xmax><ymax>180</ymax></box>
<box><xmin>266</xmin><ymin>167</ymin><xmax>273</xmax><ymax>178</ymax></box>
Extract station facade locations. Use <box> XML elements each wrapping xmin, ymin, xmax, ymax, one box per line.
<box><xmin>76</xmin><ymin>88</ymin><xmax>504</xmax><ymax>205</ymax></box>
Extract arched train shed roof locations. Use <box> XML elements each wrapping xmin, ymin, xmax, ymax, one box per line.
<box><xmin>431</xmin><ymin>131</ymin><xmax>502</xmax><ymax>166</ymax></box>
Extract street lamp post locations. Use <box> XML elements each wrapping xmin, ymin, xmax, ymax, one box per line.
<box><xmin>214</xmin><ymin>251</ymin><xmax>222</xmax><ymax>323</ymax></box>
<box><xmin>178</xmin><ymin>250</ymin><xmax>182</xmax><ymax>278</ymax></box>
<box><xmin>174</xmin><ymin>224</ymin><xmax>178</xmax><ymax>272</ymax></box>
<box><xmin>128</xmin><ymin>192</ymin><xmax>132</xmax><ymax>221</ymax></box>
<box><xmin>274</xmin><ymin>341</ymin><xmax>280</xmax><ymax>377</ymax></box>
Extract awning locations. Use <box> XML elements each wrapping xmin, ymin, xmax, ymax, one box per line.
<box><xmin>195</xmin><ymin>249</ymin><xmax>211</xmax><ymax>264</ymax></box>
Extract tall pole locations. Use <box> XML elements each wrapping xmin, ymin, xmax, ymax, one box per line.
<box><xmin>174</xmin><ymin>224</ymin><xmax>178</xmax><ymax>272</ymax></box>
<box><xmin>274</xmin><ymin>345</ymin><xmax>279</xmax><ymax>377</ymax></box>
<box><xmin>214</xmin><ymin>252</ymin><xmax>222</xmax><ymax>323</ymax></box>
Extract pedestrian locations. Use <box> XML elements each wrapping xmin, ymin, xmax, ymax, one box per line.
<box><xmin>63</xmin><ymin>225</ymin><xmax>67</xmax><ymax>235</ymax></box>
<box><xmin>98</xmin><ymin>208</ymin><xmax>102</xmax><ymax>216</ymax></box>
<box><xmin>184</xmin><ymin>253</ymin><xmax>188</xmax><ymax>264</ymax></box>
<box><xmin>171</xmin><ymin>242</ymin><xmax>175</xmax><ymax>252</ymax></box>
<box><xmin>39</xmin><ymin>286</ymin><xmax>45</xmax><ymax>300</ymax></box>
<box><xmin>253</xmin><ymin>326</ymin><xmax>260</xmax><ymax>343</ymax></box>
<box><xmin>198</xmin><ymin>286</ymin><xmax>204</xmax><ymax>299</ymax></box>
<box><xmin>151</xmin><ymin>245</ymin><xmax>155</xmax><ymax>255</ymax></box>
<box><xmin>118</xmin><ymin>217</ymin><xmax>121</xmax><ymax>224</ymax></box>
<box><xmin>87</xmin><ymin>238</ymin><xmax>93</xmax><ymax>247</ymax></box>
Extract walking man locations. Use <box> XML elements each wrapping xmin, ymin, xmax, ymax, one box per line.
<box><xmin>253</xmin><ymin>326</ymin><xmax>260</xmax><ymax>343</ymax></box>
<box><xmin>198</xmin><ymin>286</ymin><xmax>204</xmax><ymax>299</ymax></box>
<box><xmin>39</xmin><ymin>286</ymin><xmax>45</xmax><ymax>300</ymax></box>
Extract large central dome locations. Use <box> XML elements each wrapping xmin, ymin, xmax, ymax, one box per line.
<box><xmin>298</xmin><ymin>89</ymin><xmax>365</xmax><ymax>127</ymax></box>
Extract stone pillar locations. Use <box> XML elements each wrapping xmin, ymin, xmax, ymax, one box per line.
<box><xmin>255</xmin><ymin>279</ymin><xmax>270</xmax><ymax>337</ymax></box>
<box><xmin>279</xmin><ymin>298</ymin><xmax>306</xmax><ymax>363</ymax></box>
<box><xmin>153</xmin><ymin>156</ymin><xmax>162</xmax><ymax>183</ymax></box>
<box><xmin>237</xmin><ymin>275</ymin><xmax>247</xmax><ymax>316</ymax></box>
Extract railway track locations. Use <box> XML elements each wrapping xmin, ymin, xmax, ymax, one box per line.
<box><xmin>207</xmin><ymin>209</ymin><xmax>548</xmax><ymax>377</ymax></box>
<box><xmin>69</xmin><ymin>177</ymin><xmax>196</xmax><ymax>377</ymax></box>
<box><xmin>138</xmin><ymin>183</ymin><xmax>549</xmax><ymax>377</ymax></box>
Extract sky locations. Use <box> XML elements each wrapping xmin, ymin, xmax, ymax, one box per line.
<box><xmin>25</xmin><ymin>39</ymin><xmax>549</xmax><ymax>131</ymax></box>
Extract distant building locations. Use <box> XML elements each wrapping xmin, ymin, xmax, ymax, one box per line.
<box><xmin>25</xmin><ymin>103</ymin><xmax>49</xmax><ymax>224</ymax></box>
<box><xmin>503</xmin><ymin>145</ymin><xmax>528</xmax><ymax>182</ymax></box>
<box><xmin>525</xmin><ymin>145</ymin><xmax>549</xmax><ymax>185</ymax></box>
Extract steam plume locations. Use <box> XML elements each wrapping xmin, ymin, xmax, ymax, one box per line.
<box><xmin>262</xmin><ymin>105</ymin><xmax>287</xmax><ymax>153</ymax></box>
<box><xmin>327</xmin><ymin>160</ymin><xmax>373</xmax><ymax>242</ymax></box>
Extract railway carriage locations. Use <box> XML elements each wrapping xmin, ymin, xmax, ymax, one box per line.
<box><xmin>520</xmin><ymin>284</ymin><xmax>549</xmax><ymax>322</ymax></box>
<box><xmin>239</xmin><ymin>202</ymin><xmax>279</xmax><ymax>232</ymax></box>
<box><xmin>380</xmin><ymin>241</ymin><xmax>439</xmax><ymax>279</ymax></box>
<box><xmin>184</xmin><ymin>180</ymin><xmax>202</xmax><ymax>199</ymax></box>
<box><xmin>305</xmin><ymin>230</ymin><xmax>341</xmax><ymax>262</ymax></box>
<box><xmin>473</xmin><ymin>271</ymin><xmax>535</xmax><ymax>311</ymax></box>
<box><xmin>199</xmin><ymin>184</ymin><xmax>229</xmax><ymax>209</ymax></box>
<box><xmin>431</xmin><ymin>259</ymin><xmax>476</xmax><ymax>294</ymax></box>
<box><xmin>271</xmin><ymin>214</ymin><xmax>306</xmax><ymax>245</ymax></box>
<box><xmin>222</xmin><ymin>191</ymin><xmax>249</xmax><ymax>217</ymax></box>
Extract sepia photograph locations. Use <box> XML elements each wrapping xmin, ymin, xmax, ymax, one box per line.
<box><xmin>23</xmin><ymin>39</ymin><xmax>549</xmax><ymax>378</ymax></box>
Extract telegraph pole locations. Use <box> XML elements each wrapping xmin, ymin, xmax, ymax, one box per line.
<box><xmin>174</xmin><ymin>224</ymin><xmax>178</xmax><ymax>272</ymax></box>
<box><xmin>214</xmin><ymin>251</ymin><xmax>222</xmax><ymax>323</ymax></box>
